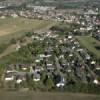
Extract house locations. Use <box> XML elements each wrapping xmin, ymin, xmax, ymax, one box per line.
<box><xmin>0</xmin><ymin>16</ymin><xmax>6</xmax><ymax>19</ymax></box>
<box><xmin>34</xmin><ymin>66</ymin><xmax>41</xmax><ymax>72</ymax></box>
<box><xmin>31</xmin><ymin>36</ymin><xmax>40</xmax><ymax>40</ymax></box>
<box><xmin>19</xmin><ymin>64</ymin><xmax>30</xmax><ymax>71</ymax></box>
<box><xmin>54</xmin><ymin>74</ymin><xmax>65</xmax><ymax>87</ymax></box>
<box><xmin>35</xmin><ymin>59</ymin><xmax>40</xmax><ymax>63</ymax></box>
<box><xmin>95</xmin><ymin>32</ymin><xmax>100</xmax><ymax>41</ymax></box>
<box><xmin>69</xmin><ymin>53</ymin><xmax>73</xmax><ymax>57</ymax></box>
<box><xmin>45</xmin><ymin>54</ymin><xmax>52</xmax><ymax>58</ymax></box>
<box><xmin>16</xmin><ymin>79</ymin><xmax>22</xmax><ymax>84</ymax></box>
<box><xmin>74</xmin><ymin>41</ymin><xmax>80</xmax><ymax>48</ymax></box>
<box><xmin>59</xmin><ymin>58</ymin><xmax>67</xmax><ymax>68</ymax></box>
<box><xmin>5</xmin><ymin>73</ymin><xmax>14</xmax><ymax>81</ymax></box>
<box><xmin>33</xmin><ymin>72</ymin><xmax>40</xmax><ymax>82</ymax></box>
<box><xmin>46</xmin><ymin>65</ymin><xmax>55</xmax><ymax>71</ymax></box>
<box><xmin>84</xmin><ymin>10</ymin><xmax>98</xmax><ymax>15</ymax></box>
<box><xmin>91</xmin><ymin>61</ymin><xmax>96</xmax><ymax>65</ymax></box>
<box><xmin>11</xmin><ymin>13</ymin><xmax>18</xmax><ymax>18</ymax></box>
<box><xmin>96</xmin><ymin>67</ymin><xmax>100</xmax><ymax>70</ymax></box>
<box><xmin>93</xmin><ymin>79</ymin><xmax>99</xmax><ymax>85</ymax></box>
<box><xmin>16</xmin><ymin>74</ymin><xmax>26</xmax><ymax>84</ymax></box>
<box><xmin>6</xmin><ymin>65</ymin><xmax>15</xmax><ymax>73</ymax></box>
<box><xmin>46</xmin><ymin>60</ymin><xmax>55</xmax><ymax>71</ymax></box>
<box><xmin>68</xmin><ymin>35</ymin><xmax>73</xmax><ymax>39</ymax></box>
<box><xmin>60</xmin><ymin>46</ymin><xmax>67</xmax><ymax>53</ymax></box>
<box><xmin>79</xmin><ymin>50</ymin><xmax>91</xmax><ymax>60</ymax></box>
<box><xmin>30</xmin><ymin>66</ymin><xmax>34</xmax><ymax>74</ymax></box>
<box><xmin>39</xmin><ymin>53</ymin><xmax>52</xmax><ymax>58</ymax></box>
<box><xmin>59</xmin><ymin>55</ymin><xmax>64</xmax><ymax>59</ymax></box>
<box><xmin>39</xmin><ymin>54</ymin><xmax>45</xmax><ymax>58</ymax></box>
<box><xmin>56</xmin><ymin>76</ymin><xmax>65</xmax><ymax>87</ymax></box>
<box><xmin>80</xmin><ymin>27</ymin><xmax>86</xmax><ymax>32</ymax></box>
<box><xmin>87</xmin><ymin>26</ymin><xmax>92</xmax><ymax>31</ymax></box>
<box><xmin>67</xmin><ymin>69</ymin><xmax>72</xmax><ymax>73</ymax></box>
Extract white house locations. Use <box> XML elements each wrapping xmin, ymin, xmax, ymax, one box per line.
<box><xmin>5</xmin><ymin>74</ymin><xmax>14</xmax><ymax>81</ymax></box>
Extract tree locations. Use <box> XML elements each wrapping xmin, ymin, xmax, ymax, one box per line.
<box><xmin>10</xmin><ymin>38</ymin><xmax>17</xmax><ymax>44</ymax></box>
<box><xmin>25</xmin><ymin>32</ymin><xmax>33</xmax><ymax>37</ymax></box>
<box><xmin>45</xmin><ymin>77</ymin><xmax>54</xmax><ymax>90</ymax></box>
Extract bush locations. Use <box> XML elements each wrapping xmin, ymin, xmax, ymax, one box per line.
<box><xmin>0</xmin><ymin>44</ymin><xmax>9</xmax><ymax>54</ymax></box>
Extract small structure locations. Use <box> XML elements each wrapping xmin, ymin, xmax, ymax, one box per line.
<box><xmin>54</xmin><ymin>74</ymin><xmax>65</xmax><ymax>88</ymax></box>
<box><xmin>93</xmin><ymin>79</ymin><xmax>99</xmax><ymax>85</ymax></box>
<box><xmin>33</xmin><ymin>72</ymin><xmax>40</xmax><ymax>82</ymax></box>
<box><xmin>5</xmin><ymin>73</ymin><xmax>14</xmax><ymax>81</ymax></box>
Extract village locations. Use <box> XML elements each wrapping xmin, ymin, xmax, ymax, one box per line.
<box><xmin>0</xmin><ymin>4</ymin><xmax>99</xmax><ymax>92</ymax></box>
<box><xmin>0</xmin><ymin>5</ymin><xmax>100</xmax><ymax>39</ymax></box>
<box><xmin>2</xmin><ymin>29</ymin><xmax>100</xmax><ymax>91</ymax></box>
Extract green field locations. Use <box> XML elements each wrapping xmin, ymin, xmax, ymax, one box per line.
<box><xmin>77</xmin><ymin>36</ymin><xmax>100</xmax><ymax>59</ymax></box>
<box><xmin>0</xmin><ymin>91</ymin><xmax>100</xmax><ymax>100</ymax></box>
<box><xmin>0</xmin><ymin>17</ymin><xmax>55</xmax><ymax>44</ymax></box>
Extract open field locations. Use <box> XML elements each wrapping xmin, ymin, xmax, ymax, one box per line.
<box><xmin>0</xmin><ymin>17</ymin><xmax>55</xmax><ymax>44</ymax></box>
<box><xmin>0</xmin><ymin>91</ymin><xmax>100</xmax><ymax>100</ymax></box>
<box><xmin>77</xmin><ymin>36</ymin><xmax>100</xmax><ymax>59</ymax></box>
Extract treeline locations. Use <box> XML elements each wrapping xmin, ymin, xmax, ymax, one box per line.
<box><xmin>46</xmin><ymin>83</ymin><xmax>100</xmax><ymax>94</ymax></box>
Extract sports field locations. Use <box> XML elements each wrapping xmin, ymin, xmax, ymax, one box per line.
<box><xmin>77</xmin><ymin>36</ymin><xmax>100</xmax><ymax>59</ymax></box>
<box><xmin>0</xmin><ymin>17</ymin><xmax>55</xmax><ymax>44</ymax></box>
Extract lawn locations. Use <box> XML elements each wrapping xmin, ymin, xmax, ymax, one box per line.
<box><xmin>0</xmin><ymin>91</ymin><xmax>100</xmax><ymax>100</ymax></box>
<box><xmin>0</xmin><ymin>17</ymin><xmax>55</xmax><ymax>44</ymax></box>
<box><xmin>77</xmin><ymin>36</ymin><xmax>100</xmax><ymax>59</ymax></box>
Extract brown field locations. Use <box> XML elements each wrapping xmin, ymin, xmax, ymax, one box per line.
<box><xmin>0</xmin><ymin>17</ymin><xmax>55</xmax><ymax>44</ymax></box>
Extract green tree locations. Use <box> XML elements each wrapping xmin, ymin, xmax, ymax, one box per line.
<box><xmin>25</xmin><ymin>32</ymin><xmax>33</xmax><ymax>37</ymax></box>
<box><xmin>10</xmin><ymin>38</ymin><xmax>17</xmax><ymax>44</ymax></box>
<box><xmin>45</xmin><ymin>77</ymin><xmax>54</xmax><ymax>90</ymax></box>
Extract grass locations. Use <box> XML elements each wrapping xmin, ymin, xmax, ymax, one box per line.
<box><xmin>0</xmin><ymin>17</ymin><xmax>55</xmax><ymax>44</ymax></box>
<box><xmin>77</xmin><ymin>36</ymin><xmax>100</xmax><ymax>59</ymax></box>
<box><xmin>0</xmin><ymin>91</ymin><xmax>100</xmax><ymax>100</ymax></box>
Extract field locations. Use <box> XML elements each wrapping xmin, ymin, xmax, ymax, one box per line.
<box><xmin>0</xmin><ymin>91</ymin><xmax>100</xmax><ymax>100</ymax></box>
<box><xmin>0</xmin><ymin>17</ymin><xmax>55</xmax><ymax>44</ymax></box>
<box><xmin>77</xmin><ymin>36</ymin><xmax>100</xmax><ymax>59</ymax></box>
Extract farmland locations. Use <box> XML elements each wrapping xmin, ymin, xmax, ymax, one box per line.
<box><xmin>77</xmin><ymin>36</ymin><xmax>100</xmax><ymax>59</ymax></box>
<box><xmin>0</xmin><ymin>17</ymin><xmax>55</xmax><ymax>44</ymax></box>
